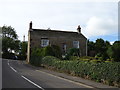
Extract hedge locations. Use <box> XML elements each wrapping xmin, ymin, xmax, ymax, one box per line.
<box><xmin>40</xmin><ymin>56</ymin><xmax>120</xmax><ymax>87</ymax></box>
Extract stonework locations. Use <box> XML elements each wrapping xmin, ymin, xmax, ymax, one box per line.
<box><xmin>27</xmin><ymin>22</ymin><xmax>87</xmax><ymax>63</ymax></box>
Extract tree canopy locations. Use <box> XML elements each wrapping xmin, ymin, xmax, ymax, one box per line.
<box><xmin>2</xmin><ymin>25</ymin><xmax>20</xmax><ymax>59</ymax></box>
<box><xmin>88</xmin><ymin>38</ymin><xmax>120</xmax><ymax>62</ymax></box>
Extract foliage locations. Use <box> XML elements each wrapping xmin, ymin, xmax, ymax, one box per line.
<box><xmin>2</xmin><ymin>25</ymin><xmax>20</xmax><ymax>59</ymax></box>
<box><xmin>65</xmin><ymin>48</ymin><xmax>80</xmax><ymax>60</ymax></box>
<box><xmin>43</xmin><ymin>45</ymin><xmax>62</xmax><ymax>59</ymax></box>
<box><xmin>111</xmin><ymin>41</ymin><xmax>120</xmax><ymax>62</ymax></box>
<box><xmin>30</xmin><ymin>45</ymin><xmax>62</xmax><ymax>65</ymax></box>
<box><xmin>18</xmin><ymin>41</ymin><xmax>28</xmax><ymax>60</ymax></box>
<box><xmin>41</xmin><ymin>56</ymin><xmax>120</xmax><ymax>87</ymax></box>
<box><xmin>87</xmin><ymin>40</ymin><xmax>96</xmax><ymax>57</ymax></box>
<box><xmin>107</xmin><ymin>47</ymin><xmax>113</xmax><ymax>59</ymax></box>
<box><xmin>95</xmin><ymin>38</ymin><xmax>106</xmax><ymax>56</ymax></box>
<box><xmin>30</xmin><ymin>48</ymin><xmax>43</xmax><ymax>66</ymax></box>
<box><xmin>51</xmin><ymin>45</ymin><xmax>62</xmax><ymax>59</ymax></box>
<box><xmin>88</xmin><ymin>39</ymin><xmax>120</xmax><ymax>62</ymax></box>
<box><xmin>2</xmin><ymin>25</ymin><xmax>18</xmax><ymax>39</ymax></box>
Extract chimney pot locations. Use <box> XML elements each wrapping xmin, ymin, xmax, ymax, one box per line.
<box><xmin>77</xmin><ymin>25</ymin><xmax>81</xmax><ymax>33</ymax></box>
<box><xmin>29</xmin><ymin>21</ymin><xmax>32</xmax><ymax>29</ymax></box>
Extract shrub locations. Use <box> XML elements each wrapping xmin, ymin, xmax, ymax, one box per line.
<box><xmin>51</xmin><ymin>45</ymin><xmax>62</xmax><ymax>59</ymax></box>
<box><xmin>43</xmin><ymin>45</ymin><xmax>62</xmax><ymax>59</ymax></box>
<box><xmin>70</xmin><ymin>56</ymin><xmax>79</xmax><ymax>61</ymax></box>
<box><xmin>101</xmin><ymin>52</ymin><xmax>109</xmax><ymax>61</ymax></box>
<box><xmin>30</xmin><ymin>45</ymin><xmax>62</xmax><ymax>66</ymax></box>
<box><xmin>65</xmin><ymin>48</ymin><xmax>80</xmax><ymax>60</ymax></box>
<box><xmin>30</xmin><ymin>48</ymin><xmax>43</xmax><ymax>66</ymax></box>
<box><xmin>40</xmin><ymin>56</ymin><xmax>120</xmax><ymax>87</ymax></box>
<box><xmin>43</xmin><ymin>46</ymin><xmax>54</xmax><ymax>56</ymax></box>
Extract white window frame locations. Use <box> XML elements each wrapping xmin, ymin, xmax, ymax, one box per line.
<box><xmin>73</xmin><ymin>41</ymin><xmax>79</xmax><ymax>48</ymax></box>
<box><xmin>41</xmin><ymin>39</ymin><xmax>49</xmax><ymax>47</ymax></box>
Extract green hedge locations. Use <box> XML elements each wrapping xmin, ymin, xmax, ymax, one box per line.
<box><xmin>30</xmin><ymin>45</ymin><xmax>62</xmax><ymax>66</ymax></box>
<box><xmin>41</xmin><ymin>56</ymin><xmax>120</xmax><ymax>87</ymax></box>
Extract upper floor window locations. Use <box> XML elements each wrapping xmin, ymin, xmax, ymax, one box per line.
<box><xmin>73</xmin><ymin>41</ymin><xmax>79</xmax><ymax>48</ymax></box>
<box><xmin>41</xmin><ymin>39</ymin><xmax>49</xmax><ymax>47</ymax></box>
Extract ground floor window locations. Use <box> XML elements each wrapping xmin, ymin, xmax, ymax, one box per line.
<box><xmin>62</xmin><ymin>43</ymin><xmax>67</xmax><ymax>53</ymax></box>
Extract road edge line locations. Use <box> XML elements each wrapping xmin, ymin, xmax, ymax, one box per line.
<box><xmin>36</xmin><ymin>70</ymin><xmax>96</xmax><ymax>89</ymax></box>
<box><xmin>21</xmin><ymin>75</ymin><xmax>44</xmax><ymax>90</ymax></box>
<box><xmin>10</xmin><ymin>66</ymin><xmax>17</xmax><ymax>72</ymax></box>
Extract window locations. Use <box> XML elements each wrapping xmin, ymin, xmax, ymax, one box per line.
<box><xmin>73</xmin><ymin>41</ymin><xmax>79</xmax><ymax>48</ymax></box>
<box><xmin>41</xmin><ymin>39</ymin><xmax>49</xmax><ymax>47</ymax></box>
<box><xmin>62</xmin><ymin>43</ymin><xmax>67</xmax><ymax>53</ymax></box>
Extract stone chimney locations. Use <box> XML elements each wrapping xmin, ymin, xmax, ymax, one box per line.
<box><xmin>23</xmin><ymin>35</ymin><xmax>25</xmax><ymax>41</ymax></box>
<box><xmin>77</xmin><ymin>25</ymin><xmax>81</xmax><ymax>33</ymax></box>
<box><xmin>29</xmin><ymin>21</ymin><xmax>32</xmax><ymax>29</ymax></box>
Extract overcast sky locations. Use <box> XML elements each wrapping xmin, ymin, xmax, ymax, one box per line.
<box><xmin>0</xmin><ymin>0</ymin><xmax>119</xmax><ymax>43</ymax></box>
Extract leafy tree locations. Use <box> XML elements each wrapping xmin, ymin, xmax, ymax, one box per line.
<box><xmin>18</xmin><ymin>41</ymin><xmax>28</xmax><ymax>60</ymax></box>
<box><xmin>2</xmin><ymin>25</ymin><xmax>19</xmax><ymax>59</ymax></box>
<box><xmin>2</xmin><ymin>26</ymin><xmax>18</xmax><ymax>39</ymax></box>
<box><xmin>107</xmin><ymin>46</ymin><xmax>113</xmax><ymax>59</ymax></box>
<box><xmin>94</xmin><ymin>39</ymin><xmax>111</xmax><ymax>61</ymax></box>
<box><xmin>112</xmin><ymin>41</ymin><xmax>120</xmax><ymax>62</ymax></box>
<box><xmin>87</xmin><ymin>40</ymin><xmax>96</xmax><ymax>57</ymax></box>
<box><xmin>95</xmin><ymin>38</ymin><xmax>106</xmax><ymax>56</ymax></box>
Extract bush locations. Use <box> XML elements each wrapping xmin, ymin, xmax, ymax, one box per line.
<box><xmin>101</xmin><ymin>52</ymin><xmax>109</xmax><ymax>61</ymax></box>
<box><xmin>43</xmin><ymin>45</ymin><xmax>62</xmax><ymax>59</ymax></box>
<box><xmin>65</xmin><ymin>48</ymin><xmax>80</xmax><ymax>60</ymax></box>
<box><xmin>30</xmin><ymin>45</ymin><xmax>62</xmax><ymax>66</ymax></box>
<box><xmin>43</xmin><ymin>46</ymin><xmax>54</xmax><ymax>56</ymax></box>
<box><xmin>40</xmin><ymin>56</ymin><xmax>120</xmax><ymax>87</ymax></box>
<box><xmin>112</xmin><ymin>41</ymin><xmax>120</xmax><ymax>62</ymax></box>
<box><xmin>51</xmin><ymin>45</ymin><xmax>62</xmax><ymax>59</ymax></box>
<box><xmin>30</xmin><ymin>48</ymin><xmax>43</xmax><ymax>66</ymax></box>
<box><xmin>70</xmin><ymin>56</ymin><xmax>79</xmax><ymax>61</ymax></box>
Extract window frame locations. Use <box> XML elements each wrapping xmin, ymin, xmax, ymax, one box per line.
<box><xmin>41</xmin><ymin>39</ymin><xmax>49</xmax><ymax>47</ymax></box>
<box><xmin>73</xmin><ymin>41</ymin><xmax>79</xmax><ymax>48</ymax></box>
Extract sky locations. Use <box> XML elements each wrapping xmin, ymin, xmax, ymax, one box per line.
<box><xmin>0</xmin><ymin>0</ymin><xmax>119</xmax><ymax>44</ymax></box>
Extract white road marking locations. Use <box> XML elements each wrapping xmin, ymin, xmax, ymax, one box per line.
<box><xmin>21</xmin><ymin>75</ymin><xmax>44</xmax><ymax>90</ymax></box>
<box><xmin>36</xmin><ymin>70</ymin><xmax>95</xmax><ymax>88</ymax></box>
<box><xmin>10</xmin><ymin>66</ymin><xmax>17</xmax><ymax>72</ymax></box>
<box><xmin>8</xmin><ymin>62</ymin><xmax>9</xmax><ymax>66</ymax></box>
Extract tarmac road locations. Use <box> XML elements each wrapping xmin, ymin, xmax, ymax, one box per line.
<box><xmin>2</xmin><ymin>59</ymin><xmax>119</xmax><ymax>90</ymax></box>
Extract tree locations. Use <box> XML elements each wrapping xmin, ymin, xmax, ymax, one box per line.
<box><xmin>2</xmin><ymin>26</ymin><xmax>18</xmax><ymax>39</ymax></box>
<box><xmin>111</xmin><ymin>41</ymin><xmax>120</xmax><ymax>62</ymax></box>
<box><xmin>2</xmin><ymin>25</ymin><xmax>20</xmax><ymax>59</ymax></box>
<box><xmin>94</xmin><ymin>39</ymin><xmax>111</xmax><ymax>61</ymax></box>
<box><xmin>107</xmin><ymin>46</ymin><xmax>113</xmax><ymax>59</ymax></box>
<box><xmin>95</xmin><ymin>38</ymin><xmax>106</xmax><ymax>56</ymax></box>
<box><xmin>87</xmin><ymin>40</ymin><xmax>96</xmax><ymax>57</ymax></box>
<box><xmin>18</xmin><ymin>41</ymin><xmax>28</xmax><ymax>60</ymax></box>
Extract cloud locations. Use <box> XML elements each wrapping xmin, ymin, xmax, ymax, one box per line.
<box><xmin>0</xmin><ymin>0</ymin><xmax>118</xmax><ymax>3</ymax></box>
<box><xmin>110</xmin><ymin>41</ymin><xmax>114</xmax><ymax>45</ymax></box>
<box><xmin>0</xmin><ymin>1</ymin><xmax>118</xmax><ymax>41</ymax></box>
<box><xmin>83</xmin><ymin>16</ymin><xmax>117</xmax><ymax>38</ymax></box>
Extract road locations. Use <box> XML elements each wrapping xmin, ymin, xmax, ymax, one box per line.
<box><xmin>2</xmin><ymin>59</ymin><xmax>118</xmax><ymax>90</ymax></box>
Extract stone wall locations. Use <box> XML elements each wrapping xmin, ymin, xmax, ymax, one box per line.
<box><xmin>27</xmin><ymin>29</ymin><xmax>87</xmax><ymax>62</ymax></box>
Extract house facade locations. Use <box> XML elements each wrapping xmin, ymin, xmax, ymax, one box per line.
<box><xmin>27</xmin><ymin>21</ymin><xmax>87</xmax><ymax>63</ymax></box>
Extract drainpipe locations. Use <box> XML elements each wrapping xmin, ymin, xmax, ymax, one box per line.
<box><xmin>86</xmin><ymin>39</ymin><xmax>87</xmax><ymax>56</ymax></box>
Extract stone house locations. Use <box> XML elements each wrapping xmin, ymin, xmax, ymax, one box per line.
<box><xmin>27</xmin><ymin>21</ymin><xmax>87</xmax><ymax>63</ymax></box>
